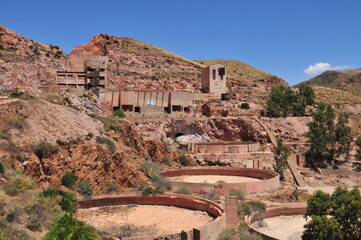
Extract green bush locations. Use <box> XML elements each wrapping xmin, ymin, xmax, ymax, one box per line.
<box><xmin>141</xmin><ymin>161</ymin><xmax>161</xmax><ymax>176</ymax></box>
<box><xmin>106</xmin><ymin>182</ymin><xmax>119</xmax><ymax>193</ymax></box>
<box><xmin>151</xmin><ymin>174</ymin><xmax>171</xmax><ymax>190</ymax></box>
<box><xmin>44</xmin><ymin>213</ymin><xmax>98</xmax><ymax>240</ymax></box>
<box><xmin>77</xmin><ymin>180</ymin><xmax>93</xmax><ymax>196</ymax></box>
<box><xmin>3</xmin><ymin>175</ymin><xmax>36</xmax><ymax>196</ymax></box>
<box><xmin>203</xmin><ymin>189</ymin><xmax>220</xmax><ymax>201</ymax></box>
<box><xmin>96</xmin><ymin>136</ymin><xmax>116</xmax><ymax>153</ymax></box>
<box><xmin>40</xmin><ymin>188</ymin><xmax>77</xmax><ymax>213</ymax></box>
<box><xmin>238</xmin><ymin>202</ymin><xmax>252</xmax><ymax>216</ymax></box>
<box><xmin>113</xmin><ymin>109</ymin><xmax>125</xmax><ymax>118</ymax></box>
<box><xmin>68</xmin><ymin>104</ymin><xmax>80</xmax><ymax>111</ymax></box>
<box><xmin>61</xmin><ymin>172</ymin><xmax>78</xmax><ymax>189</ymax></box>
<box><xmin>174</xmin><ymin>186</ymin><xmax>192</xmax><ymax>195</ymax></box>
<box><xmin>238</xmin><ymin>221</ymin><xmax>249</xmax><ymax>232</ymax></box>
<box><xmin>5</xmin><ymin>116</ymin><xmax>25</xmax><ymax>129</ymax></box>
<box><xmin>162</xmin><ymin>156</ymin><xmax>171</xmax><ymax>166</ymax></box>
<box><xmin>142</xmin><ymin>187</ymin><xmax>154</xmax><ymax>194</ymax></box>
<box><xmin>229</xmin><ymin>189</ymin><xmax>245</xmax><ymax>200</ymax></box>
<box><xmin>248</xmin><ymin>201</ymin><xmax>266</xmax><ymax>213</ymax></box>
<box><xmin>239</xmin><ymin>102</ymin><xmax>250</xmax><ymax>109</ymax></box>
<box><xmin>33</xmin><ymin>141</ymin><xmax>57</xmax><ymax>160</ymax></box>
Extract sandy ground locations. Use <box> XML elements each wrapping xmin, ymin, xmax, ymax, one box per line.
<box><xmin>167</xmin><ymin>175</ymin><xmax>261</xmax><ymax>183</ymax></box>
<box><xmin>254</xmin><ymin>215</ymin><xmax>306</xmax><ymax>240</ymax></box>
<box><xmin>76</xmin><ymin>205</ymin><xmax>214</xmax><ymax>237</ymax></box>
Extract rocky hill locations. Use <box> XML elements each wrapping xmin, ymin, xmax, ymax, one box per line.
<box><xmin>70</xmin><ymin>34</ymin><xmax>204</xmax><ymax>91</ymax></box>
<box><xmin>1</xmin><ymin>25</ymin><xmax>286</xmax><ymax>94</ymax></box>
<box><xmin>0</xmin><ymin>25</ymin><xmax>69</xmax><ymax>90</ymax></box>
<box><xmin>297</xmin><ymin>68</ymin><xmax>361</xmax><ymax>87</ymax></box>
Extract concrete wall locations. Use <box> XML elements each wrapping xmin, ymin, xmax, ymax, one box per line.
<box><xmin>245</xmin><ymin>203</ymin><xmax>307</xmax><ymax>240</ymax></box>
<box><xmin>193</xmin><ymin>142</ymin><xmax>260</xmax><ymax>154</ymax></box>
<box><xmin>162</xmin><ymin>167</ymin><xmax>280</xmax><ymax>195</ymax></box>
<box><xmin>77</xmin><ymin>194</ymin><xmax>226</xmax><ymax>240</ymax></box>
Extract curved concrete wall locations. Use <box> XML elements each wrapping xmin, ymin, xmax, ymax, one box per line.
<box><xmin>162</xmin><ymin>167</ymin><xmax>280</xmax><ymax>195</ymax></box>
<box><xmin>245</xmin><ymin>202</ymin><xmax>307</xmax><ymax>240</ymax></box>
<box><xmin>77</xmin><ymin>194</ymin><xmax>226</xmax><ymax>240</ymax></box>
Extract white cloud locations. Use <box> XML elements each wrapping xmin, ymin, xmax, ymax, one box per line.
<box><xmin>304</xmin><ymin>62</ymin><xmax>354</xmax><ymax>76</ymax></box>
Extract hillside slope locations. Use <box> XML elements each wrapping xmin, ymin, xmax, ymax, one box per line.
<box><xmin>0</xmin><ymin>24</ymin><xmax>69</xmax><ymax>89</ymax></box>
<box><xmin>296</xmin><ymin>68</ymin><xmax>361</xmax><ymax>87</ymax></box>
<box><xmin>1</xmin><ymin>25</ymin><xmax>286</xmax><ymax>94</ymax></box>
<box><xmin>71</xmin><ymin>34</ymin><xmax>204</xmax><ymax>92</ymax></box>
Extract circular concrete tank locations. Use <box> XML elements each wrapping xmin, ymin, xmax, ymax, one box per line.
<box><xmin>77</xmin><ymin>194</ymin><xmax>226</xmax><ymax>240</ymax></box>
<box><xmin>245</xmin><ymin>203</ymin><xmax>307</xmax><ymax>240</ymax></box>
<box><xmin>162</xmin><ymin>167</ymin><xmax>280</xmax><ymax>195</ymax></box>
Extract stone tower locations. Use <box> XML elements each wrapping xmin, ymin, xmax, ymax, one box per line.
<box><xmin>201</xmin><ymin>64</ymin><xmax>227</xmax><ymax>94</ymax></box>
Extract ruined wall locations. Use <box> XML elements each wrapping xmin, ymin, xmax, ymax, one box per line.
<box><xmin>77</xmin><ymin>194</ymin><xmax>226</xmax><ymax>240</ymax></box>
<box><xmin>162</xmin><ymin>167</ymin><xmax>280</xmax><ymax>195</ymax></box>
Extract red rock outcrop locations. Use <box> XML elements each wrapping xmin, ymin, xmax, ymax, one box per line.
<box><xmin>0</xmin><ymin>25</ymin><xmax>69</xmax><ymax>90</ymax></box>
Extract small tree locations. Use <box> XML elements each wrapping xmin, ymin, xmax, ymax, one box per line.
<box><xmin>34</xmin><ymin>141</ymin><xmax>56</xmax><ymax>160</ymax></box>
<box><xmin>306</xmin><ymin>103</ymin><xmax>352</xmax><ymax>168</ymax></box>
<box><xmin>302</xmin><ymin>187</ymin><xmax>361</xmax><ymax>240</ymax></box>
<box><xmin>302</xmin><ymin>215</ymin><xmax>342</xmax><ymax>240</ymax></box>
<box><xmin>273</xmin><ymin>138</ymin><xmax>290</xmax><ymax>180</ymax></box>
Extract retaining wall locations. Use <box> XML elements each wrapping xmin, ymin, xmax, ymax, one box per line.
<box><xmin>162</xmin><ymin>167</ymin><xmax>280</xmax><ymax>195</ymax></box>
<box><xmin>192</xmin><ymin>142</ymin><xmax>260</xmax><ymax>154</ymax></box>
<box><xmin>77</xmin><ymin>194</ymin><xmax>226</xmax><ymax>240</ymax></box>
<box><xmin>245</xmin><ymin>202</ymin><xmax>307</xmax><ymax>240</ymax></box>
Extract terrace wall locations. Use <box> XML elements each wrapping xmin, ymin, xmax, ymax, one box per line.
<box><xmin>162</xmin><ymin>167</ymin><xmax>280</xmax><ymax>195</ymax></box>
<box><xmin>245</xmin><ymin>202</ymin><xmax>307</xmax><ymax>240</ymax></box>
<box><xmin>77</xmin><ymin>194</ymin><xmax>226</xmax><ymax>240</ymax></box>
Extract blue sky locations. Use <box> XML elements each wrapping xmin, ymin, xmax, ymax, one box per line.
<box><xmin>1</xmin><ymin>0</ymin><xmax>360</xmax><ymax>85</ymax></box>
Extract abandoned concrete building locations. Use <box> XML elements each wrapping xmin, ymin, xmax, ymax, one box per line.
<box><xmin>202</xmin><ymin>64</ymin><xmax>227</xmax><ymax>94</ymax></box>
<box><xmin>56</xmin><ymin>57</ymin><xmax>227</xmax><ymax>114</ymax></box>
<box><xmin>106</xmin><ymin>90</ymin><xmax>207</xmax><ymax>114</ymax></box>
<box><xmin>56</xmin><ymin>55</ymin><xmax>108</xmax><ymax>97</ymax></box>
<box><xmin>106</xmin><ymin>64</ymin><xmax>227</xmax><ymax>114</ymax></box>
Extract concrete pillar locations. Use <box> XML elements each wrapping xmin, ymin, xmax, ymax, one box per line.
<box><xmin>225</xmin><ymin>195</ymin><xmax>238</xmax><ymax>230</ymax></box>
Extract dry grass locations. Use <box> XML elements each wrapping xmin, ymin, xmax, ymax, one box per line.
<box><xmin>115</xmin><ymin>37</ymin><xmax>204</xmax><ymax>68</ymax></box>
<box><xmin>314</xmin><ymin>86</ymin><xmax>361</xmax><ymax>104</ymax></box>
